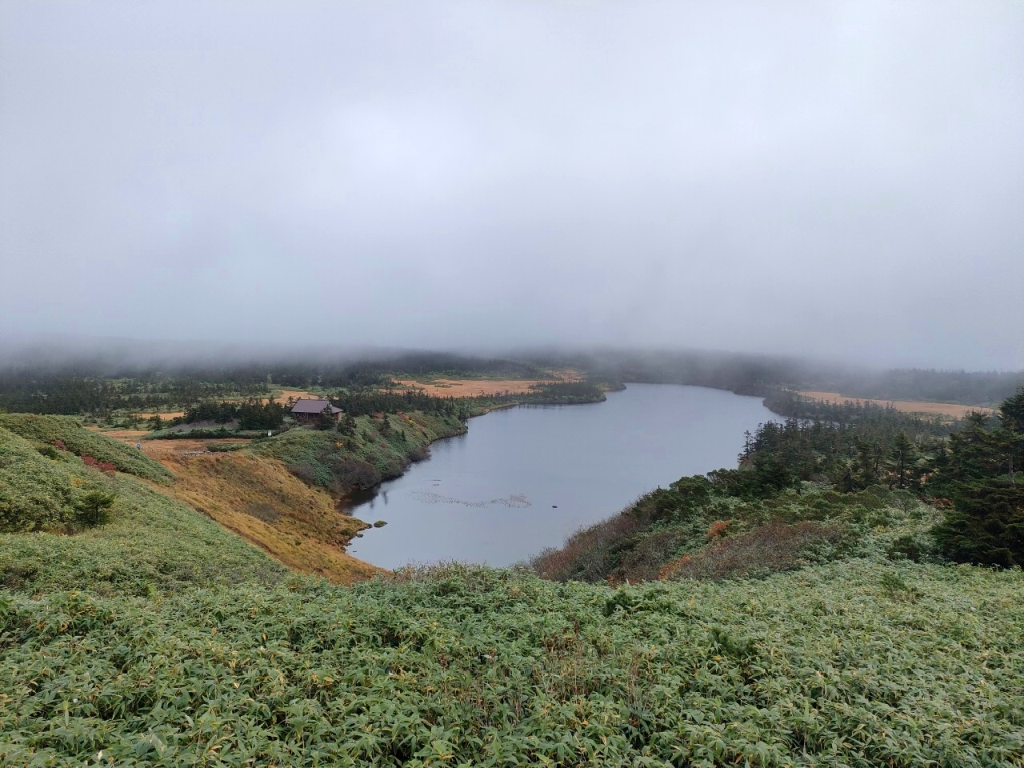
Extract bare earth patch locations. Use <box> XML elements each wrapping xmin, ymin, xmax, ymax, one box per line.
<box><xmin>798</xmin><ymin>390</ymin><xmax>993</xmax><ymax>418</ymax></box>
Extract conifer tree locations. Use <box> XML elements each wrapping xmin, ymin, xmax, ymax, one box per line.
<box><xmin>933</xmin><ymin>388</ymin><xmax>1024</xmax><ymax>566</ymax></box>
<box><xmin>888</xmin><ymin>431</ymin><xmax>915</xmax><ymax>489</ymax></box>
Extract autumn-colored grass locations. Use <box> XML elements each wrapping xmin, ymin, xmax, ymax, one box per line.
<box><xmin>797</xmin><ymin>390</ymin><xmax>993</xmax><ymax>418</ymax></box>
<box><xmin>150</xmin><ymin>448</ymin><xmax>380</xmax><ymax>584</ymax></box>
<box><xmin>659</xmin><ymin>520</ymin><xmax>847</xmax><ymax>581</ymax></box>
<box><xmin>396</xmin><ymin>370</ymin><xmax>581</xmax><ymax>398</ymax></box>
<box><xmin>86</xmin><ymin>426</ymin><xmax>151</xmax><ymax>440</ymax></box>
<box><xmin>271</xmin><ymin>388</ymin><xmax>319</xmax><ymax>403</ymax></box>
<box><xmin>131</xmin><ymin>410</ymin><xmax>186</xmax><ymax>420</ymax></box>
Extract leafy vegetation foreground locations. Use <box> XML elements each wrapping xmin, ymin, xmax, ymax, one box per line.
<box><xmin>1</xmin><ymin>563</ymin><xmax>1022</xmax><ymax>767</ymax></box>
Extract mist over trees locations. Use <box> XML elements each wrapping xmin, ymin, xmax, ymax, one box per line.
<box><xmin>2</xmin><ymin>348</ymin><xmax>1022</xmax><ymax>420</ymax></box>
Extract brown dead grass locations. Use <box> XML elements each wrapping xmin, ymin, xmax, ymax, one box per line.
<box><xmin>271</xmin><ymin>388</ymin><xmax>319</xmax><ymax>403</ymax></box>
<box><xmin>133</xmin><ymin>411</ymin><xmax>186</xmax><ymax>420</ymax></box>
<box><xmin>660</xmin><ymin>521</ymin><xmax>846</xmax><ymax>582</ymax></box>
<box><xmin>86</xmin><ymin>427</ymin><xmax>151</xmax><ymax>440</ymax></box>
<box><xmin>139</xmin><ymin>438</ymin><xmax>248</xmax><ymax>462</ymax></box>
<box><xmin>143</xmin><ymin>441</ymin><xmax>379</xmax><ymax>584</ymax></box>
<box><xmin>798</xmin><ymin>390</ymin><xmax>993</xmax><ymax>418</ymax></box>
<box><xmin>396</xmin><ymin>370</ymin><xmax>582</xmax><ymax>398</ymax></box>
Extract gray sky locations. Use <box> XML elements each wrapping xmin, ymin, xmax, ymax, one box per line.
<box><xmin>2</xmin><ymin>0</ymin><xmax>1022</xmax><ymax>370</ymax></box>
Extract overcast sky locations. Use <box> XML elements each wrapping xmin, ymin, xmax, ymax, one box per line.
<box><xmin>1</xmin><ymin>1</ymin><xmax>1022</xmax><ymax>370</ymax></box>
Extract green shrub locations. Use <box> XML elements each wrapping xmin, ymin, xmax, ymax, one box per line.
<box><xmin>879</xmin><ymin>570</ymin><xmax>923</xmax><ymax>602</ymax></box>
<box><xmin>888</xmin><ymin>532</ymin><xmax>938</xmax><ymax>563</ymax></box>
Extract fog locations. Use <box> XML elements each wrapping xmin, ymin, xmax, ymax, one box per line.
<box><xmin>2</xmin><ymin>1</ymin><xmax>1022</xmax><ymax>371</ymax></box>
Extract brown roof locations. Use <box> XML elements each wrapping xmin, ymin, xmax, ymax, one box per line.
<box><xmin>290</xmin><ymin>398</ymin><xmax>343</xmax><ymax>415</ymax></box>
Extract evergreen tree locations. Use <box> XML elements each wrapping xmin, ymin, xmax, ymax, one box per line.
<box><xmin>315</xmin><ymin>405</ymin><xmax>335</xmax><ymax>431</ymax></box>
<box><xmin>997</xmin><ymin>387</ymin><xmax>1024</xmax><ymax>486</ymax></box>
<box><xmin>932</xmin><ymin>388</ymin><xmax>1024</xmax><ymax>566</ymax></box>
<box><xmin>999</xmin><ymin>387</ymin><xmax>1024</xmax><ymax>434</ymax></box>
<box><xmin>854</xmin><ymin>438</ymin><xmax>882</xmax><ymax>488</ymax></box>
<box><xmin>74</xmin><ymin>488</ymin><xmax>116</xmax><ymax>527</ymax></box>
<box><xmin>338</xmin><ymin>412</ymin><xmax>357</xmax><ymax>436</ymax></box>
<box><xmin>888</xmin><ymin>431</ymin><xmax>916</xmax><ymax>489</ymax></box>
<box><xmin>933</xmin><ymin>479</ymin><xmax>1024</xmax><ymax>567</ymax></box>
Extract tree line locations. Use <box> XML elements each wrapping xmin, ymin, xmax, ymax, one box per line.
<box><xmin>172</xmin><ymin>399</ymin><xmax>287</xmax><ymax>430</ymax></box>
<box><xmin>0</xmin><ymin>352</ymin><xmax>545</xmax><ymax>416</ymax></box>
<box><xmin>564</xmin><ymin>348</ymin><xmax>1023</xmax><ymax>405</ymax></box>
<box><xmin>0</xmin><ymin>373</ymin><xmax>269</xmax><ymax>416</ymax></box>
<box><xmin>742</xmin><ymin>388</ymin><xmax>1024</xmax><ymax>566</ymax></box>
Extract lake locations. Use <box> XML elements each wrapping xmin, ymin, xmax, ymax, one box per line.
<box><xmin>346</xmin><ymin>383</ymin><xmax>779</xmax><ymax>568</ymax></box>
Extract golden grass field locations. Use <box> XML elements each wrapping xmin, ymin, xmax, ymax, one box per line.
<box><xmin>396</xmin><ymin>370</ymin><xmax>581</xmax><ymax>397</ymax></box>
<box><xmin>271</xmin><ymin>388</ymin><xmax>319</xmax><ymax>403</ymax></box>
<box><xmin>133</xmin><ymin>410</ymin><xmax>186</xmax><ymax>420</ymax></box>
<box><xmin>797</xmin><ymin>390</ymin><xmax>994</xmax><ymax>418</ymax></box>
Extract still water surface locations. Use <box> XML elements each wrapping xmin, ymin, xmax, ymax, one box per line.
<box><xmin>347</xmin><ymin>384</ymin><xmax>778</xmax><ymax>568</ymax></box>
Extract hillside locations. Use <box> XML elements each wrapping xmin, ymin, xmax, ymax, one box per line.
<box><xmin>145</xmin><ymin>445</ymin><xmax>379</xmax><ymax>584</ymax></box>
<box><xmin>0</xmin><ymin>414</ymin><xmax>173</xmax><ymax>485</ymax></box>
<box><xmin>0</xmin><ymin>423</ymin><xmax>286</xmax><ymax>596</ymax></box>
<box><xmin>247</xmin><ymin>411</ymin><xmax>466</xmax><ymax>494</ymax></box>
<box><xmin>0</xmin><ymin>414</ymin><xmax>380</xmax><ymax>586</ymax></box>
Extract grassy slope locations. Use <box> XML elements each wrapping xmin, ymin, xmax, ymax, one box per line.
<box><xmin>0</xmin><ymin>429</ymin><xmax>81</xmax><ymax>532</ymax></box>
<box><xmin>0</xmin><ymin>414</ymin><xmax>173</xmax><ymax>484</ymax></box>
<box><xmin>153</xmin><ymin>449</ymin><xmax>379</xmax><ymax>584</ymax></box>
<box><xmin>533</xmin><ymin>481</ymin><xmax>943</xmax><ymax>585</ymax></box>
<box><xmin>1</xmin><ymin>418</ymin><xmax>368</xmax><ymax>592</ymax></box>
<box><xmin>1</xmin><ymin>562</ymin><xmax>1022</xmax><ymax>766</ymax></box>
<box><xmin>0</xmin><ymin>459</ymin><xmax>287</xmax><ymax>597</ymax></box>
